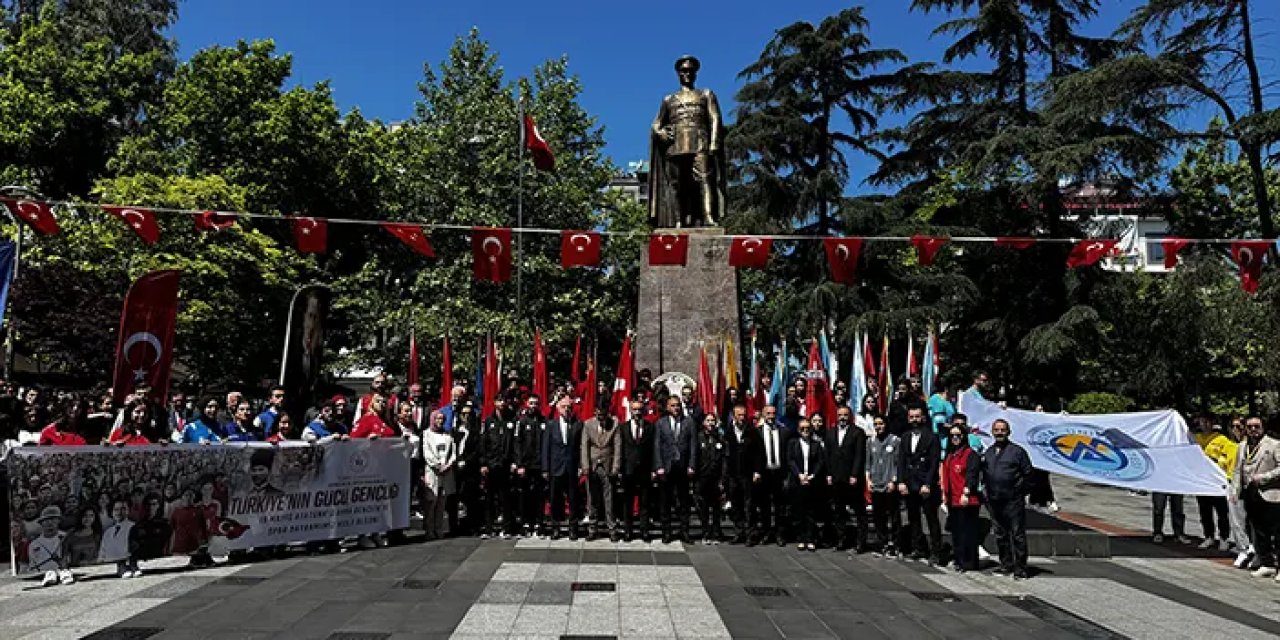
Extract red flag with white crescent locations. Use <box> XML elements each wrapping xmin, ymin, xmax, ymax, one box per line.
<box><xmin>560</xmin><ymin>230</ymin><xmax>601</xmax><ymax>268</ymax></box>
<box><xmin>383</xmin><ymin>223</ymin><xmax>436</xmax><ymax>258</ymax></box>
<box><xmin>1160</xmin><ymin>237</ymin><xmax>1192</xmax><ymax>269</ymax></box>
<box><xmin>1231</xmin><ymin>240</ymin><xmax>1270</xmax><ymax>294</ymax></box>
<box><xmin>112</xmin><ymin>270</ymin><xmax>181</xmax><ymax>405</ymax></box>
<box><xmin>523</xmin><ymin>114</ymin><xmax>555</xmax><ymax>172</ymax></box>
<box><xmin>823</xmin><ymin>238</ymin><xmax>863</xmax><ymax>285</ymax></box>
<box><xmin>471</xmin><ymin>227</ymin><xmax>512</xmax><ymax>282</ymax></box>
<box><xmin>610</xmin><ymin>335</ymin><xmax>634</xmax><ymax>423</ymax></box>
<box><xmin>728</xmin><ymin>237</ymin><xmax>772</xmax><ymax>269</ymax></box>
<box><xmin>910</xmin><ymin>235</ymin><xmax>948</xmax><ymax>266</ymax></box>
<box><xmin>289</xmin><ymin>215</ymin><xmax>328</xmax><ymax>254</ymax></box>
<box><xmin>1</xmin><ymin>198</ymin><xmax>60</xmax><ymax>235</ymax></box>
<box><xmin>648</xmin><ymin>233</ymin><xmax>689</xmax><ymax>266</ymax></box>
<box><xmin>576</xmin><ymin>356</ymin><xmax>598</xmax><ymax>422</ymax></box>
<box><xmin>1066</xmin><ymin>239</ymin><xmax>1119</xmax><ymax>268</ymax></box>
<box><xmin>102</xmin><ymin>206</ymin><xmax>160</xmax><ymax>245</ymax></box>
<box><xmin>192</xmin><ymin>210</ymin><xmax>236</xmax><ymax>232</ymax></box>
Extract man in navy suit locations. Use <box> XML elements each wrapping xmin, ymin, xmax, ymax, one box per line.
<box><xmin>542</xmin><ymin>397</ymin><xmax>583</xmax><ymax>539</ymax></box>
<box><xmin>898</xmin><ymin>406</ymin><xmax>943</xmax><ymax>563</ymax></box>
<box><xmin>653</xmin><ymin>395</ymin><xmax>698</xmax><ymax>543</ymax></box>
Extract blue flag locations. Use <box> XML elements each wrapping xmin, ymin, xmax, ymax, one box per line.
<box><xmin>850</xmin><ymin>332</ymin><xmax>865</xmax><ymax>412</ymax></box>
<box><xmin>474</xmin><ymin>337</ymin><xmax>485</xmax><ymax>410</ymax></box>
<box><xmin>818</xmin><ymin>329</ymin><xmax>834</xmax><ymax>382</ymax></box>
<box><xmin>768</xmin><ymin>339</ymin><xmax>787</xmax><ymax>411</ymax></box>
<box><xmin>0</xmin><ymin>242</ymin><xmax>14</xmax><ymax>332</ymax></box>
<box><xmin>922</xmin><ymin>327</ymin><xmax>936</xmax><ymax>399</ymax></box>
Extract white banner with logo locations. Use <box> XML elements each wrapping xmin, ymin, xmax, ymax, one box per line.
<box><xmin>958</xmin><ymin>394</ymin><xmax>1228</xmax><ymax>496</ymax></box>
<box><xmin>8</xmin><ymin>440</ymin><xmax>410</xmax><ymax>575</ymax></box>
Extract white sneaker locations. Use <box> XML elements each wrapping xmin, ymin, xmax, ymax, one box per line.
<box><xmin>1234</xmin><ymin>551</ymin><xmax>1253</xmax><ymax>568</ymax></box>
<box><xmin>1218</xmin><ymin>539</ymin><xmax>1231</xmax><ymax>552</ymax></box>
<box><xmin>58</xmin><ymin>570</ymin><xmax>75</xmax><ymax>585</ymax></box>
<box><xmin>132</xmin><ymin>567</ymin><xmax>144</xmax><ymax>578</ymax></box>
<box><xmin>41</xmin><ymin>571</ymin><xmax>58</xmax><ymax>587</ymax></box>
<box><xmin>1047</xmin><ymin>501</ymin><xmax>1060</xmax><ymax>513</ymax></box>
<box><xmin>1250</xmin><ymin>566</ymin><xmax>1277</xmax><ymax>578</ymax></box>
<box><xmin>1197</xmin><ymin>538</ymin><xmax>1216</xmax><ymax>550</ymax></box>
<box><xmin>1153</xmin><ymin>534</ymin><xmax>1164</xmax><ymax>543</ymax></box>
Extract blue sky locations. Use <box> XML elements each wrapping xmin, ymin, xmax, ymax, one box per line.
<box><xmin>173</xmin><ymin>0</ymin><xmax>1280</xmax><ymax>183</ymax></box>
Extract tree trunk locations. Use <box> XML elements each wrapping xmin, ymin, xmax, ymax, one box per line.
<box><xmin>1237</xmin><ymin>0</ymin><xmax>1275</xmax><ymax>239</ymax></box>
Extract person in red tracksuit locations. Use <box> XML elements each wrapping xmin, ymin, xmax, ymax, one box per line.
<box><xmin>940</xmin><ymin>423</ymin><xmax>983</xmax><ymax>572</ymax></box>
<box><xmin>352</xmin><ymin>392</ymin><xmax>397</xmax><ymax>439</ymax></box>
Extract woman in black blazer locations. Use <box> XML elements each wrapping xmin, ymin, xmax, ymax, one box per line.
<box><xmin>788</xmin><ymin>419</ymin><xmax>826</xmax><ymax>551</ymax></box>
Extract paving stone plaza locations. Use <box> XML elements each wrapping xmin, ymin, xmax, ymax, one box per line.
<box><xmin>1</xmin><ymin>477</ymin><xmax>1277</xmax><ymax>640</ymax></box>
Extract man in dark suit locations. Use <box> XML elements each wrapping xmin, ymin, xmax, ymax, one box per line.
<box><xmin>754</xmin><ymin>405</ymin><xmax>792</xmax><ymax>546</ymax></box>
<box><xmin>653</xmin><ymin>395</ymin><xmax>698</xmax><ymax>543</ymax></box>
<box><xmin>897</xmin><ymin>406</ymin><xmax>943</xmax><ymax>562</ymax></box>
<box><xmin>541</xmin><ymin>397</ymin><xmax>583</xmax><ymax>539</ymax></box>
<box><xmin>620</xmin><ymin>397</ymin><xmax>654</xmax><ymax>541</ymax></box>
<box><xmin>515</xmin><ymin>394</ymin><xmax>544</xmax><ymax>537</ymax></box>
<box><xmin>826</xmin><ymin>405</ymin><xmax>869</xmax><ymax>551</ymax></box>
<box><xmin>723</xmin><ymin>403</ymin><xmax>759</xmax><ymax>544</ymax></box>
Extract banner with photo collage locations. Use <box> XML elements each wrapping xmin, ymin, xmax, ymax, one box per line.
<box><xmin>8</xmin><ymin>440</ymin><xmax>410</xmax><ymax>575</ymax></box>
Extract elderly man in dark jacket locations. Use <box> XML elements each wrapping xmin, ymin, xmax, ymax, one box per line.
<box><xmin>981</xmin><ymin>418</ymin><xmax>1033</xmax><ymax>578</ymax></box>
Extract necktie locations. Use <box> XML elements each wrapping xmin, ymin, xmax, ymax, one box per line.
<box><xmin>802</xmin><ymin>441</ymin><xmax>809</xmax><ymax>475</ymax></box>
<box><xmin>768</xmin><ymin>428</ymin><xmax>776</xmax><ymax>468</ymax></box>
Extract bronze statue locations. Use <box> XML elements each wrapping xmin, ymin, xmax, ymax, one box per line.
<box><xmin>648</xmin><ymin>56</ymin><xmax>728</xmax><ymax>228</ymax></box>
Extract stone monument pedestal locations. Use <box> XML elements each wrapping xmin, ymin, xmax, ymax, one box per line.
<box><xmin>635</xmin><ymin>228</ymin><xmax>740</xmax><ymax>379</ymax></box>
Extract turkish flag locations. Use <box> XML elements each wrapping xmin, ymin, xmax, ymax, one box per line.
<box><xmin>610</xmin><ymin>335</ymin><xmax>634</xmax><ymax>423</ymax></box>
<box><xmin>1231</xmin><ymin>240</ymin><xmax>1271</xmax><ymax>294</ymax></box>
<box><xmin>729</xmin><ymin>237</ymin><xmax>772</xmax><ymax>269</ymax></box>
<box><xmin>111</xmin><ymin>270</ymin><xmax>181</xmax><ymax>405</ymax></box>
<box><xmin>823</xmin><ymin>237</ymin><xmax>863</xmax><ymax>285</ymax></box>
<box><xmin>524</xmin><ymin>114</ymin><xmax>555</xmax><ymax>172</ymax></box>
<box><xmin>1066</xmin><ymin>239</ymin><xmax>1119</xmax><ymax>268</ymax></box>
<box><xmin>437</xmin><ymin>336</ymin><xmax>453</xmax><ymax>409</ymax></box>
<box><xmin>102</xmin><ymin>206</ymin><xmax>160</xmax><ymax>245</ymax></box>
<box><xmin>290</xmin><ymin>215</ymin><xmax>328</xmax><ymax>254</ymax></box>
<box><xmin>1</xmin><ymin>198</ymin><xmax>59</xmax><ymax>235</ymax></box>
<box><xmin>472</xmin><ymin>227</ymin><xmax>512</xmax><ymax>282</ymax></box>
<box><xmin>481</xmin><ymin>335</ymin><xmax>500</xmax><ymax>420</ymax></box>
<box><xmin>648</xmin><ymin>233</ymin><xmax>689</xmax><ymax>266</ymax></box>
<box><xmin>192</xmin><ymin>210</ymin><xmax>236</xmax><ymax>232</ymax></box>
<box><xmin>382</xmin><ymin>222</ymin><xmax>436</xmax><ymax>258</ymax></box>
<box><xmin>560</xmin><ymin>230</ymin><xmax>601</xmax><ymax>268</ymax></box>
<box><xmin>1160</xmin><ymin>238</ymin><xmax>1192</xmax><ymax>269</ymax></box>
<box><xmin>911</xmin><ymin>235</ymin><xmax>948</xmax><ymax>266</ymax></box>
<box><xmin>533</xmin><ymin>328</ymin><xmax>549</xmax><ymax>414</ymax></box>
<box><xmin>995</xmin><ymin>237</ymin><xmax>1036</xmax><ymax>249</ymax></box>
<box><xmin>576</xmin><ymin>356</ymin><xmax>598</xmax><ymax>422</ymax></box>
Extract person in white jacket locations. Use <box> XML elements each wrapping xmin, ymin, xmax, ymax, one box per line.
<box><xmin>422</xmin><ymin>410</ymin><xmax>456</xmax><ymax>539</ymax></box>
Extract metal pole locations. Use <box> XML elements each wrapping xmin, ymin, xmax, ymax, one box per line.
<box><xmin>4</xmin><ymin>227</ymin><xmax>20</xmax><ymax>381</ymax></box>
<box><xmin>516</xmin><ymin>97</ymin><xmax>525</xmax><ymax>317</ymax></box>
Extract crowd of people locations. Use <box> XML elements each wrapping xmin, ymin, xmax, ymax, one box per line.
<box><xmin>4</xmin><ymin>364</ymin><xmax>1278</xmax><ymax>591</ymax></box>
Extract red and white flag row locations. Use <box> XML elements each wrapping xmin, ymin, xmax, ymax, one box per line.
<box><xmin>0</xmin><ymin>198</ymin><xmax>1272</xmax><ymax>293</ymax></box>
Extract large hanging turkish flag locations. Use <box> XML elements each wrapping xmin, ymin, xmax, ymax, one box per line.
<box><xmin>112</xmin><ymin>270</ymin><xmax>181</xmax><ymax>405</ymax></box>
<box><xmin>290</xmin><ymin>215</ymin><xmax>328</xmax><ymax>254</ymax></box>
<box><xmin>1066</xmin><ymin>239</ymin><xmax>1118</xmax><ymax>268</ymax></box>
<box><xmin>911</xmin><ymin>235</ymin><xmax>948</xmax><ymax>266</ymax></box>
<box><xmin>1</xmin><ymin>198</ymin><xmax>59</xmax><ymax>235</ymax></box>
<box><xmin>729</xmin><ymin>236</ymin><xmax>772</xmax><ymax>269</ymax></box>
<box><xmin>561</xmin><ymin>230</ymin><xmax>601</xmax><ymax>268</ymax></box>
<box><xmin>648</xmin><ymin>233</ymin><xmax>689</xmax><ymax>266</ymax></box>
<box><xmin>103</xmin><ymin>206</ymin><xmax>160</xmax><ymax>245</ymax></box>
<box><xmin>192</xmin><ymin>210</ymin><xmax>236</xmax><ymax>232</ymax></box>
<box><xmin>472</xmin><ymin>227</ymin><xmax>512</xmax><ymax>282</ymax></box>
<box><xmin>823</xmin><ymin>237</ymin><xmax>864</xmax><ymax>285</ymax></box>
<box><xmin>1231</xmin><ymin>240</ymin><xmax>1271</xmax><ymax>294</ymax></box>
<box><xmin>1160</xmin><ymin>237</ymin><xmax>1192</xmax><ymax>269</ymax></box>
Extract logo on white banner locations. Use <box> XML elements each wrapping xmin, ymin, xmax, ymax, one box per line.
<box><xmin>1025</xmin><ymin>423</ymin><xmax>1153</xmax><ymax>482</ymax></box>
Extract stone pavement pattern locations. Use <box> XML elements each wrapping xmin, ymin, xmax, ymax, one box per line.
<box><xmin>2</xmin><ymin>479</ymin><xmax>1278</xmax><ymax>639</ymax></box>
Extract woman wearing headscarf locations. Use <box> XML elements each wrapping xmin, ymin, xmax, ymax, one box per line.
<box><xmin>940</xmin><ymin>423</ymin><xmax>982</xmax><ymax>572</ymax></box>
<box><xmin>182</xmin><ymin>398</ymin><xmax>224</xmax><ymax>444</ymax></box>
<box><xmin>422</xmin><ymin>410</ymin><xmax>456</xmax><ymax>540</ymax></box>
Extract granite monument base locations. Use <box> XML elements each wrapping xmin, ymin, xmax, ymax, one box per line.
<box><xmin>635</xmin><ymin>228</ymin><xmax>740</xmax><ymax>381</ymax></box>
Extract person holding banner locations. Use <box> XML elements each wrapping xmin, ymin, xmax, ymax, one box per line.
<box><xmin>981</xmin><ymin>418</ymin><xmax>1032</xmax><ymax>579</ymax></box>
<box><xmin>107</xmin><ymin>400</ymin><xmax>153</xmax><ymax>446</ymax></box>
<box><xmin>182</xmin><ymin>398</ymin><xmax>224</xmax><ymax>444</ymax></box>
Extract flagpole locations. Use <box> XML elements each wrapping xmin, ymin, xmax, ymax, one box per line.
<box><xmin>516</xmin><ymin>96</ymin><xmax>525</xmax><ymax>318</ymax></box>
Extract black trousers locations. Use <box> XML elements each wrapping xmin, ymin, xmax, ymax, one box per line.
<box><xmin>948</xmin><ymin>505</ymin><xmax>981</xmax><ymax>570</ymax></box>
<box><xmin>658</xmin><ymin>470</ymin><xmax>693</xmax><ymax>533</ymax></box>
<box><xmin>753</xmin><ymin>469</ymin><xmax>788</xmax><ymax>540</ymax></box>
<box><xmin>1027</xmin><ymin>469</ymin><xmax>1055</xmax><ymax>506</ymax></box>
<box><xmin>903</xmin><ymin>490</ymin><xmax>943</xmax><ymax>557</ymax></box>
<box><xmin>1195</xmin><ymin>495</ymin><xmax>1231</xmax><ymax>540</ymax></box>
<box><xmin>483</xmin><ymin>469</ymin><xmax>509</xmax><ymax>534</ymax></box>
<box><xmin>621</xmin><ymin>472</ymin><xmax>651</xmax><ymax>535</ymax></box>
<box><xmin>829</xmin><ymin>480</ymin><xmax>868</xmax><ymax>548</ymax></box>
<box><xmin>548</xmin><ymin>473</ymin><xmax>581</xmax><ymax>529</ymax></box>
<box><xmin>987</xmin><ymin>498</ymin><xmax>1028</xmax><ymax>573</ymax></box>
<box><xmin>696</xmin><ymin>475</ymin><xmax>723</xmax><ymax>538</ymax></box>
<box><xmin>870</xmin><ymin>490</ymin><xmax>901</xmax><ymax>548</ymax></box>
<box><xmin>791</xmin><ymin>483</ymin><xmax>819</xmax><ymax>543</ymax></box>
<box><xmin>728</xmin><ymin>475</ymin><xmax>752</xmax><ymax>537</ymax></box>
<box><xmin>519</xmin><ymin>471</ymin><xmax>545</xmax><ymax>532</ymax></box>
<box><xmin>1244</xmin><ymin>487</ymin><xmax>1280</xmax><ymax>567</ymax></box>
